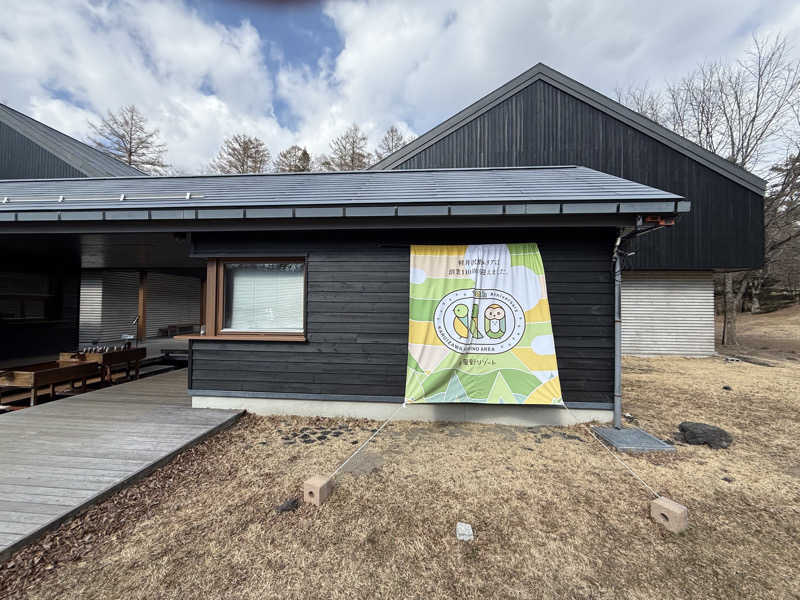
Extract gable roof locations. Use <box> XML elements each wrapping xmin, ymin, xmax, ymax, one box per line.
<box><xmin>0</xmin><ymin>103</ymin><xmax>144</xmax><ymax>177</ymax></box>
<box><xmin>370</xmin><ymin>63</ymin><xmax>766</xmax><ymax>195</ymax></box>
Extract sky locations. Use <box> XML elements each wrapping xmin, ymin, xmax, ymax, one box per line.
<box><xmin>2</xmin><ymin>0</ymin><xmax>800</xmax><ymax>173</ymax></box>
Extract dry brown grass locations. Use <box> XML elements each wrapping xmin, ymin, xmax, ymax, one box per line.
<box><xmin>716</xmin><ymin>303</ymin><xmax>800</xmax><ymax>359</ymax></box>
<box><xmin>4</xmin><ymin>342</ymin><xmax>800</xmax><ymax>598</ymax></box>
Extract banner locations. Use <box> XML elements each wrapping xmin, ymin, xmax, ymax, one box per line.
<box><xmin>405</xmin><ymin>243</ymin><xmax>562</xmax><ymax>405</ymax></box>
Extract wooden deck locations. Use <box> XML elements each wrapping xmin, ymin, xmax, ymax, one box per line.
<box><xmin>0</xmin><ymin>369</ymin><xmax>243</xmax><ymax>560</ymax></box>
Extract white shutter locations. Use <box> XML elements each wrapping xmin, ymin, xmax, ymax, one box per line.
<box><xmin>78</xmin><ymin>271</ymin><xmax>102</xmax><ymax>345</ymax></box>
<box><xmin>621</xmin><ymin>271</ymin><xmax>715</xmax><ymax>356</ymax></box>
<box><xmin>79</xmin><ymin>270</ymin><xmax>138</xmax><ymax>345</ymax></box>
<box><xmin>145</xmin><ymin>272</ymin><xmax>201</xmax><ymax>338</ymax></box>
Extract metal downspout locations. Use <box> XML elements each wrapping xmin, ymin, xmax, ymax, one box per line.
<box><xmin>613</xmin><ymin>235</ymin><xmax>623</xmax><ymax>429</ymax></box>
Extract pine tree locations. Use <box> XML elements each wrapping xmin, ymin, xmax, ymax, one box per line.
<box><xmin>374</xmin><ymin>125</ymin><xmax>413</xmax><ymax>161</ymax></box>
<box><xmin>208</xmin><ymin>134</ymin><xmax>271</xmax><ymax>174</ymax></box>
<box><xmin>319</xmin><ymin>123</ymin><xmax>372</xmax><ymax>171</ymax></box>
<box><xmin>88</xmin><ymin>105</ymin><xmax>168</xmax><ymax>174</ymax></box>
<box><xmin>274</xmin><ymin>145</ymin><xmax>312</xmax><ymax>172</ymax></box>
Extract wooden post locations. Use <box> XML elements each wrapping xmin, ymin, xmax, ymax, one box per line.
<box><xmin>50</xmin><ymin>383</ymin><xmax>56</xmax><ymax>399</ymax></box>
<box><xmin>137</xmin><ymin>271</ymin><xmax>147</xmax><ymax>341</ymax></box>
<box><xmin>200</xmin><ymin>277</ymin><xmax>207</xmax><ymax>331</ymax></box>
<box><xmin>30</xmin><ymin>387</ymin><xmax>37</xmax><ymax>407</ymax></box>
<box><xmin>205</xmin><ymin>260</ymin><xmax>217</xmax><ymax>335</ymax></box>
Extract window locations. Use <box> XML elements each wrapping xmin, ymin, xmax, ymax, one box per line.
<box><xmin>222</xmin><ymin>262</ymin><xmax>305</xmax><ymax>333</ymax></box>
<box><xmin>203</xmin><ymin>258</ymin><xmax>306</xmax><ymax>341</ymax></box>
<box><xmin>0</xmin><ymin>272</ymin><xmax>62</xmax><ymax>323</ymax></box>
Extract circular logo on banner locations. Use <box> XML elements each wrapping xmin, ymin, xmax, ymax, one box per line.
<box><xmin>433</xmin><ymin>288</ymin><xmax>526</xmax><ymax>354</ymax></box>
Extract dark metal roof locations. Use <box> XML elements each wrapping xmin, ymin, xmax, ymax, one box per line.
<box><xmin>0</xmin><ymin>103</ymin><xmax>144</xmax><ymax>178</ymax></box>
<box><xmin>0</xmin><ymin>166</ymin><xmax>685</xmax><ymax>224</ymax></box>
<box><xmin>370</xmin><ymin>63</ymin><xmax>766</xmax><ymax>195</ymax></box>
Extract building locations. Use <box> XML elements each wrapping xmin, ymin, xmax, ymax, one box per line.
<box><xmin>0</xmin><ymin>166</ymin><xmax>686</xmax><ymax>425</ymax></box>
<box><xmin>0</xmin><ymin>104</ymin><xmax>202</xmax><ymax>359</ymax></box>
<box><xmin>0</xmin><ymin>63</ymin><xmax>765</xmax><ymax>424</ymax></box>
<box><xmin>371</xmin><ymin>64</ymin><xmax>766</xmax><ymax>356</ymax></box>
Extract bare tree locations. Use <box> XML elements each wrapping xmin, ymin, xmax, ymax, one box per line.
<box><xmin>88</xmin><ymin>105</ymin><xmax>168</xmax><ymax>174</ymax></box>
<box><xmin>374</xmin><ymin>125</ymin><xmax>414</xmax><ymax>161</ymax></box>
<box><xmin>619</xmin><ymin>34</ymin><xmax>800</xmax><ymax>344</ymax></box>
<box><xmin>750</xmin><ymin>155</ymin><xmax>800</xmax><ymax>311</ymax></box>
<box><xmin>319</xmin><ymin>124</ymin><xmax>372</xmax><ymax>171</ymax></box>
<box><xmin>274</xmin><ymin>145</ymin><xmax>311</xmax><ymax>172</ymax></box>
<box><xmin>208</xmin><ymin>134</ymin><xmax>271</xmax><ymax>175</ymax></box>
<box><xmin>614</xmin><ymin>83</ymin><xmax>664</xmax><ymax>123</ymax></box>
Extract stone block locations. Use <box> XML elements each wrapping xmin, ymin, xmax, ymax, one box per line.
<box><xmin>650</xmin><ymin>497</ymin><xmax>689</xmax><ymax>533</ymax></box>
<box><xmin>303</xmin><ymin>475</ymin><xmax>333</xmax><ymax>506</ymax></box>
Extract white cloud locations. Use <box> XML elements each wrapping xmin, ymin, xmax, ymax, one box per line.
<box><xmin>310</xmin><ymin>0</ymin><xmax>800</xmax><ymax>142</ymax></box>
<box><xmin>2</xmin><ymin>0</ymin><xmax>800</xmax><ymax>172</ymax></box>
<box><xmin>0</xmin><ymin>0</ymin><xmax>292</xmax><ymax>171</ymax></box>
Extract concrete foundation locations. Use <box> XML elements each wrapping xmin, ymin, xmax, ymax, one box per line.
<box><xmin>191</xmin><ymin>396</ymin><xmax>612</xmax><ymax>426</ymax></box>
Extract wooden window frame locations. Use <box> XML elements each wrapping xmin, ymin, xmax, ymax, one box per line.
<box><xmin>178</xmin><ymin>257</ymin><xmax>307</xmax><ymax>342</ymax></box>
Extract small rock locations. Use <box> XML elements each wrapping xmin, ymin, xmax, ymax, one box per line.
<box><xmin>456</xmin><ymin>522</ymin><xmax>474</xmax><ymax>541</ymax></box>
<box><xmin>351</xmin><ymin>440</ymin><xmax>359</xmax><ymax>445</ymax></box>
<box><xmin>722</xmin><ymin>385</ymin><xmax>733</xmax><ymax>391</ymax></box>
<box><xmin>678</xmin><ymin>422</ymin><xmax>733</xmax><ymax>449</ymax></box>
<box><xmin>276</xmin><ymin>497</ymin><xmax>300</xmax><ymax>513</ymax></box>
<box><xmin>722</xmin><ymin>476</ymin><xmax>734</xmax><ymax>483</ymax></box>
<box><xmin>523</xmin><ymin>447</ymin><xmax>534</xmax><ymax>451</ymax></box>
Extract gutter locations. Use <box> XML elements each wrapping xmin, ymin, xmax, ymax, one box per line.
<box><xmin>611</xmin><ymin>218</ymin><xmax>672</xmax><ymax>429</ymax></box>
<box><xmin>613</xmin><ymin>235</ymin><xmax>623</xmax><ymax>429</ymax></box>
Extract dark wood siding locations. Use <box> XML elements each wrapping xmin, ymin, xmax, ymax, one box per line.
<box><xmin>394</xmin><ymin>80</ymin><xmax>764</xmax><ymax>271</ymax></box>
<box><xmin>0</xmin><ymin>122</ymin><xmax>84</xmax><ymax>180</ymax></box>
<box><xmin>189</xmin><ymin>229</ymin><xmax>614</xmax><ymax>406</ymax></box>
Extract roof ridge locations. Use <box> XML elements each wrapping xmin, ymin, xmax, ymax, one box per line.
<box><xmin>0</xmin><ymin>103</ymin><xmax>144</xmax><ymax>177</ymax></box>
<box><xmin>369</xmin><ymin>63</ymin><xmax>766</xmax><ymax>195</ymax></box>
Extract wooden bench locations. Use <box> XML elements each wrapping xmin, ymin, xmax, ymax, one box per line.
<box><xmin>158</xmin><ymin>323</ymin><xmax>200</xmax><ymax>337</ymax></box>
<box><xmin>0</xmin><ymin>360</ymin><xmax>101</xmax><ymax>406</ymax></box>
<box><xmin>60</xmin><ymin>347</ymin><xmax>147</xmax><ymax>385</ymax></box>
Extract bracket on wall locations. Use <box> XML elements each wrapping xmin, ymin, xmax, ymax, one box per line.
<box><xmin>644</xmin><ymin>215</ymin><xmax>675</xmax><ymax>226</ymax></box>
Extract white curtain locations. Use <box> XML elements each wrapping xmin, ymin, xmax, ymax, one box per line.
<box><xmin>223</xmin><ymin>263</ymin><xmax>304</xmax><ymax>333</ymax></box>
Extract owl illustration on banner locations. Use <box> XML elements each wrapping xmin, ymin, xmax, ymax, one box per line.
<box><xmin>484</xmin><ymin>304</ymin><xmax>506</xmax><ymax>339</ymax></box>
